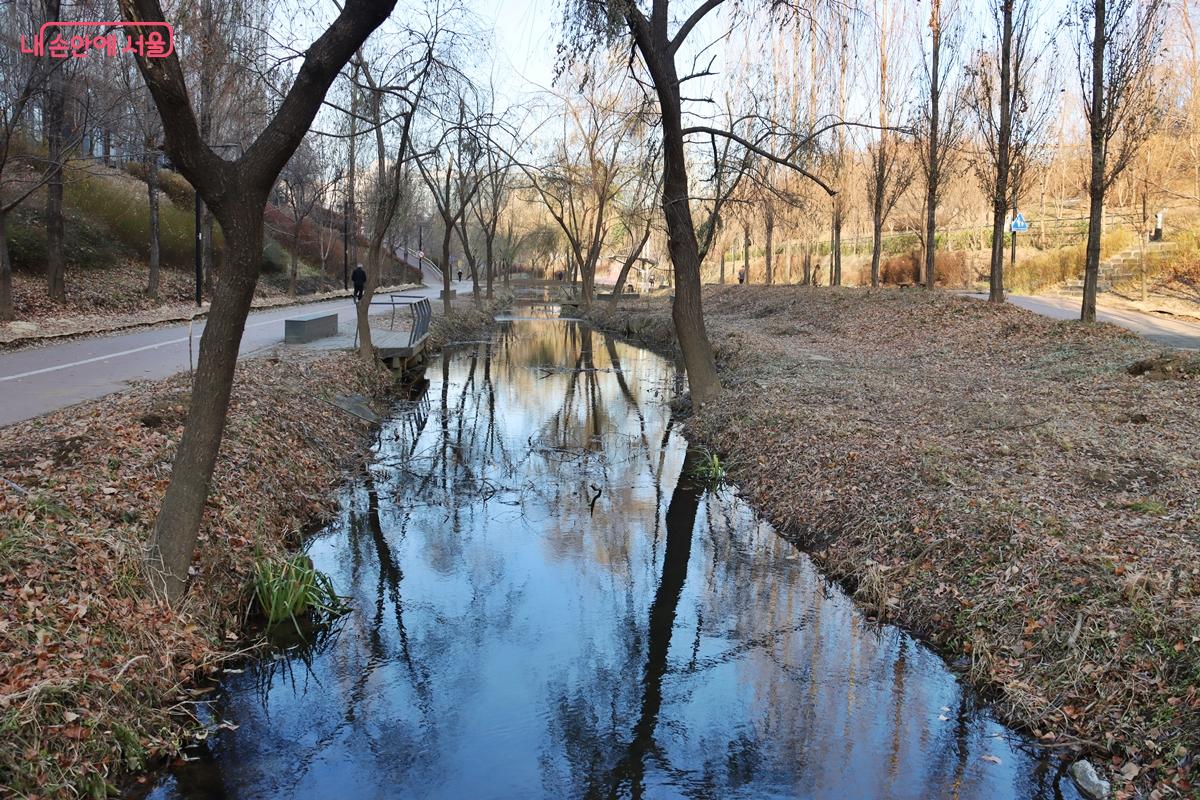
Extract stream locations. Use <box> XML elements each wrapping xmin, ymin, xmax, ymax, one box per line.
<box><xmin>145</xmin><ymin>317</ymin><xmax>1079</xmax><ymax>799</ymax></box>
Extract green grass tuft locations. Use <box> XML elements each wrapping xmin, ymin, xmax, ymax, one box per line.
<box><xmin>252</xmin><ymin>553</ymin><xmax>349</xmax><ymax>634</ymax></box>
<box><xmin>687</xmin><ymin>448</ymin><xmax>727</xmax><ymax>485</ymax></box>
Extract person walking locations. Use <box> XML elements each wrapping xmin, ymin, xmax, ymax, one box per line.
<box><xmin>737</xmin><ymin>267</ymin><xmax>746</xmax><ymax>285</ymax></box>
<box><xmin>351</xmin><ymin>263</ymin><xmax>366</xmax><ymax>303</ymax></box>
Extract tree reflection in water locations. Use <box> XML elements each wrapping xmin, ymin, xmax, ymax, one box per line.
<box><xmin>146</xmin><ymin>319</ymin><xmax>1076</xmax><ymax>800</ymax></box>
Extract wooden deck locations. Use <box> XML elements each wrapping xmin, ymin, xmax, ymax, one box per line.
<box><xmin>364</xmin><ymin>295</ymin><xmax>433</xmax><ymax>372</ymax></box>
<box><xmin>371</xmin><ymin>327</ymin><xmax>429</xmax><ymax>371</ymax></box>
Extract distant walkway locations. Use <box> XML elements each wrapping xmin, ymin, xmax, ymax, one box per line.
<box><xmin>0</xmin><ymin>281</ymin><xmax>472</xmax><ymax>427</ymax></box>
<box><xmin>965</xmin><ymin>292</ymin><xmax>1200</xmax><ymax>350</ymax></box>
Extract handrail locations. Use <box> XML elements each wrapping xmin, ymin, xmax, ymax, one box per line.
<box><xmin>380</xmin><ymin>294</ymin><xmax>431</xmax><ymax>347</ymax></box>
<box><xmin>359</xmin><ymin>293</ymin><xmax>431</xmax><ymax>351</ymax></box>
<box><xmin>398</xmin><ymin>247</ymin><xmax>443</xmax><ymax>286</ymax></box>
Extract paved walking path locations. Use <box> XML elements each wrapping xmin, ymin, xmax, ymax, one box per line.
<box><xmin>965</xmin><ymin>292</ymin><xmax>1200</xmax><ymax>350</ymax></box>
<box><xmin>0</xmin><ymin>282</ymin><xmax>467</xmax><ymax>427</ymax></box>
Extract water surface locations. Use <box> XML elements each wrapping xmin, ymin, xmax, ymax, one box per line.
<box><xmin>148</xmin><ymin>319</ymin><xmax>1076</xmax><ymax>800</ymax></box>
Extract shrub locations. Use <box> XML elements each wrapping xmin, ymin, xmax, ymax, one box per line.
<box><xmin>123</xmin><ymin>160</ymin><xmax>195</xmax><ymax>208</ymax></box>
<box><xmin>66</xmin><ymin>172</ymin><xmax>203</xmax><ymax>268</ymax></box>
<box><xmin>688</xmin><ymin>448</ymin><xmax>727</xmax><ymax>485</ymax></box>
<box><xmin>1008</xmin><ymin>228</ymin><xmax>1134</xmax><ymax>294</ymax></box>
<box><xmin>262</xmin><ymin>237</ymin><xmax>289</xmax><ymax>273</ymax></box>
<box><xmin>880</xmin><ymin>251</ymin><xmax>920</xmax><ymax>285</ymax></box>
<box><xmin>876</xmin><ymin>249</ymin><xmax>970</xmax><ymax>287</ymax></box>
<box><xmin>7</xmin><ymin>206</ymin><xmax>126</xmax><ymax>272</ymax></box>
<box><xmin>934</xmin><ymin>250</ymin><xmax>970</xmax><ymax>287</ymax></box>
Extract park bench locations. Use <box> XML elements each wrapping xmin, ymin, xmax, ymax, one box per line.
<box><xmin>284</xmin><ymin>311</ymin><xmax>338</xmax><ymax>343</ymax></box>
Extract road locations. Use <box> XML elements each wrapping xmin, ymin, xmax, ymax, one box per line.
<box><xmin>0</xmin><ymin>282</ymin><xmax>463</xmax><ymax>428</ymax></box>
<box><xmin>965</xmin><ymin>292</ymin><xmax>1200</xmax><ymax>350</ymax></box>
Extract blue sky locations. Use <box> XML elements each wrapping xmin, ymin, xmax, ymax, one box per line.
<box><xmin>486</xmin><ymin>0</ymin><xmax>558</xmax><ymax>96</ymax></box>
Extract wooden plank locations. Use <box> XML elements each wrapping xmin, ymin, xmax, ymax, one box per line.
<box><xmin>372</xmin><ymin>329</ymin><xmax>428</xmax><ymax>360</ymax></box>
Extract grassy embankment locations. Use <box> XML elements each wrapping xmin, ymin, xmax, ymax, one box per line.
<box><xmin>3</xmin><ymin>156</ymin><xmax>416</xmax><ymax>329</ymax></box>
<box><xmin>590</xmin><ymin>287</ymin><xmax>1198</xmax><ymax>798</ymax></box>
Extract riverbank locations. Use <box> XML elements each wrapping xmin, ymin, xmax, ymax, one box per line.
<box><xmin>0</xmin><ymin>352</ymin><xmax>398</xmax><ymax>797</ymax></box>
<box><xmin>0</xmin><ymin>302</ymin><xmax>501</xmax><ymax>797</ymax></box>
<box><xmin>588</xmin><ymin>287</ymin><xmax>1199</xmax><ymax>798</ymax></box>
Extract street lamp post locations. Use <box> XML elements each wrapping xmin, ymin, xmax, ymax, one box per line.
<box><xmin>193</xmin><ymin>188</ymin><xmax>203</xmax><ymax>307</ymax></box>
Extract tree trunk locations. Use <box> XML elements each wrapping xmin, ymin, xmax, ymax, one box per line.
<box><xmin>144</xmin><ymin>205</ymin><xmax>265</xmax><ymax>600</ymax></box>
<box><xmin>0</xmin><ymin>212</ymin><xmax>13</xmax><ymax>321</ymax></box>
<box><xmin>609</xmin><ymin>222</ymin><xmax>651</xmax><ymax>305</ymax></box>
<box><xmin>803</xmin><ymin>240</ymin><xmax>812</xmax><ymax>285</ymax></box>
<box><xmin>456</xmin><ymin>220</ymin><xmax>483</xmax><ymax>308</ymax></box>
<box><xmin>624</xmin><ymin>11</ymin><xmax>721</xmax><ymax>405</ymax></box>
<box><xmin>147</xmin><ymin>150</ymin><xmax>161</xmax><ymax>299</ymax></box>
<box><xmin>649</xmin><ymin>56</ymin><xmax>720</xmax><ymax>402</ymax></box>
<box><xmin>719</xmin><ymin>248</ymin><xmax>725</xmax><ymax>284</ymax></box>
<box><xmin>199</xmin><ymin>0</ymin><xmax>215</xmax><ymax>297</ymax></box>
<box><xmin>764</xmin><ymin>210</ymin><xmax>775</xmax><ymax>285</ymax></box>
<box><xmin>469</xmin><ymin>255</ymin><xmax>482</xmax><ymax>307</ymax></box>
<box><xmin>742</xmin><ymin>224</ymin><xmax>750</xmax><ymax>283</ymax></box>
<box><xmin>45</xmin><ymin>52</ymin><xmax>66</xmax><ymax>304</ymax></box>
<box><xmin>289</xmin><ymin>220</ymin><xmax>301</xmax><ymax>295</ymax></box>
<box><xmin>356</xmin><ymin>234</ymin><xmax>383</xmax><ymax>361</ymax></box>
<box><xmin>580</xmin><ymin>246</ymin><xmax>596</xmax><ymax>307</ymax></box>
<box><xmin>347</xmin><ymin>70</ymin><xmax>359</xmax><ymax>279</ymax></box>
<box><xmin>440</xmin><ymin>224</ymin><xmax>453</xmax><ymax>315</ymax></box>
<box><xmin>485</xmin><ymin>235</ymin><xmax>494</xmax><ymax>301</ymax></box>
<box><xmin>870</xmin><ymin>189</ymin><xmax>884</xmax><ymax>287</ymax></box>
<box><xmin>129</xmin><ymin>0</ymin><xmax>398</xmax><ymax>604</ymax></box>
<box><xmin>202</xmin><ymin>210</ymin><xmax>215</xmax><ymax>294</ymax></box>
<box><xmin>1081</xmin><ymin>0</ymin><xmax>1107</xmax><ymax>323</ymax></box>
<box><xmin>925</xmin><ymin>2</ymin><xmax>942</xmax><ymax>290</ymax></box>
<box><xmin>989</xmin><ymin>0</ymin><xmax>1015</xmax><ymax>303</ymax></box>
<box><xmin>830</xmin><ymin>208</ymin><xmax>843</xmax><ymax>287</ymax></box>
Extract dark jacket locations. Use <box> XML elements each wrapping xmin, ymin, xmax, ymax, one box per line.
<box><xmin>351</xmin><ymin>266</ymin><xmax>367</xmax><ymax>287</ymax></box>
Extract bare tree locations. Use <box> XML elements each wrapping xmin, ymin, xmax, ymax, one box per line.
<box><xmin>524</xmin><ymin>72</ymin><xmax>632</xmax><ymax>308</ymax></box>
<box><xmin>468</xmin><ymin>90</ymin><xmax>517</xmax><ymax>302</ymax></box>
<box><xmin>865</xmin><ymin>0</ymin><xmax>916</xmax><ymax>287</ymax></box>
<box><xmin>126</xmin><ymin>0</ymin><xmax>399</xmax><ymax>601</ymax></box>
<box><xmin>1076</xmin><ymin>0</ymin><xmax>1166</xmax><ymax>321</ymax></box>
<box><xmin>276</xmin><ymin>139</ymin><xmax>339</xmax><ymax>295</ymax></box>
<box><xmin>124</xmin><ymin>68</ymin><xmax>166</xmax><ymax>299</ymax></box>
<box><xmin>416</xmin><ymin>90</ymin><xmax>485</xmax><ymax>314</ymax></box>
<box><xmin>609</xmin><ymin>144</ymin><xmax>662</xmax><ymax>301</ymax></box>
<box><xmin>43</xmin><ymin>0</ymin><xmax>66</xmax><ymax>303</ymax></box>
<box><xmin>353</xmin><ymin>29</ymin><xmax>443</xmax><ymax>356</ymax></box>
<box><xmin>561</xmin><ymin>0</ymin><xmax>839</xmax><ymax>404</ymax></box>
<box><xmin>828</xmin><ymin>5</ymin><xmax>851</xmax><ymax>287</ymax></box>
<box><xmin>917</xmin><ymin>0</ymin><xmax>966</xmax><ymax>290</ymax></box>
<box><xmin>0</xmin><ymin>0</ymin><xmax>55</xmax><ymax>319</ymax></box>
<box><xmin>966</xmin><ymin>0</ymin><xmax>1055</xmax><ymax>302</ymax></box>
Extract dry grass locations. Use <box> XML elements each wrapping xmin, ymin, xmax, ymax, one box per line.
<box><xmin>0</xmin><ymin>353</ymin><xmax>392</xmax><ymax>797</ymax></box>
<box><xmin>591</xmin><ymin>286</ymin><xmax>1199</xmax><ymax>798</ymax></box>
